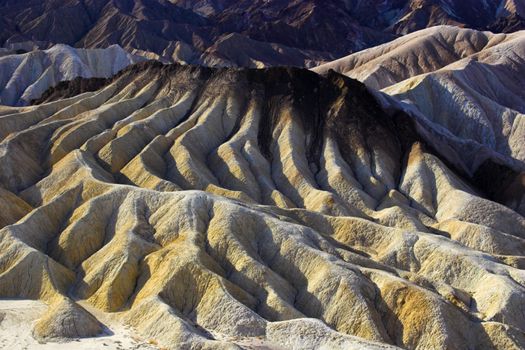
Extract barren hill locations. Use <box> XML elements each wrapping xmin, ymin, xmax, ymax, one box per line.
<box><xmin>0</xmin><ymin>62</ymin><xmax>524</xmax><ymax>349</ymax></box>
<box><xmin>0</xmin><ymin>44</ymin><xmax>143</xmax><ymax>106</ymax></box>
<box><xmin>1</xmin><ymin>0</ymin><xmax>524</xmax><ymax>68</ymax></box>
<box><xmin>314</xmin><ymin>26</ymin><xmax>525</xmax><ymax>166</ymax></box>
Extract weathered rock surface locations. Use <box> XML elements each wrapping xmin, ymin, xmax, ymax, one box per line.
<box><xmin>32</xmin><ymin>297</ymin><xmax>104</xmax><ymax>341</ymax></box>
<box><xmin>0</xmin><ymin>62</ymin><xmax>524</xmax><ymax>349</ymax></box>
<box><xmin>1</xmin><ymin>0</ymin><xmax>524</xmax><ymax>69</ymax></box>
<box><xmin>0</xmin><ymin>44</ymin><xmax>143</xmax><ymax>106</ymax></box>
<box><xmin>314</xmin><ymin>26</ymin><xmax>525</xmax><ymax>199</ymax></box>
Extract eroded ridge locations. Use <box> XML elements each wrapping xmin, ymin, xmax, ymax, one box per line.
<box><xmin>0</xmin><ymin>61</ymin><xmax>524</xmax><ymax>349</ymax></box>
<box><xmin>314</xmin><ymin>26</ymin><xmax>525</xmax><ymax>174</ymax></box>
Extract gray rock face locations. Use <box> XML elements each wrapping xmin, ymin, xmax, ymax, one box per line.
<box><xmin>0</xmin><ymin>44</ymin><xmax>144</xmax><ymax>106</ymax></box>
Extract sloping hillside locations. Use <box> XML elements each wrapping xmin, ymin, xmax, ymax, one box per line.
<box><xmin>0</xmin><ymin>62</ymin><xmax>524</xmax><ymax>349</ymax></box>
<box><xmin>314</xmin><ymin>26</ymin><xmax>525</xmax><ymax>166</ymax></box>
<box><xmin>1</xmin><ymin>0</ymin><xmax>523</xmax><ymax>68</ymax></box>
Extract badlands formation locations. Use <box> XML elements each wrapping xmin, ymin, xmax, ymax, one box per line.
<box><xmin>1</xmin><ymin>0</ymin><xmax>524</xmax><ymax>68</ymax></box>
<box><xmin>314</xmin><ymin>26</ymin><xmax>525</xmax><ymax>167</ymax></box>
<box><xmin>0</xmin><ymin>44</ymin><xmax>142</xmax><ymax>106</ymax></box>
<box><xmin>0</xmin><ymin>61</ymin><xmax>524</xmax><ymax>349</ymax></box>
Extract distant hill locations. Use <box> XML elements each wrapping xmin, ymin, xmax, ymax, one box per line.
<box><xmin>0</xmin><ymin>44</ymin><xmax>143</xmax><ymax>106</ymax></box>
<box><xmin>314</xmin><ymin>26</ymin><xmax>525</xmax><ymax>172</ymax></box>
<box><xmin>0</xmin><ymin>0</ymin><xmax>523</xmax><ymax>68</ymax></box>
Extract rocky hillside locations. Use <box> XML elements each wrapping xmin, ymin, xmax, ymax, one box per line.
<box><xmin>0</xmin><ymin>44</ymin><xmax>143</xmax><ymax>106</ymax></box>
<box><xmin>0</xmin><ymin>0</ymin><xmax>524</xmax><ymax>68</ymax></box>
<box><xmin>314</xmin><ymin>26</ymin><xmax>525</xmax><ymax>170</ymax></box>
<box><xmin>0</xmin><ymin>61</ymin><xmax>524</xmax><ymax>349</ymax></box>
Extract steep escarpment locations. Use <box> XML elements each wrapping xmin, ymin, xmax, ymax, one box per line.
<box><xmin>1</xmin><ymin>62</ymin><xmax>525</xmax><ymax>349</ymax></box>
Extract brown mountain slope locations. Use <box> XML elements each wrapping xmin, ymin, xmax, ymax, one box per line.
<box><xmin>1</xmin><ymin>0</ymin><xmax>524</xmax><ymax>67</ymax></box>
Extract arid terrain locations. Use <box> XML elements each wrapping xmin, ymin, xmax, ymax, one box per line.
<box><xmin>0</xmin><ymin>0</ymin><xmax>523</xmax><ymax>67</ymax></box>
<box><xmin>0</xmin><ymin>60</ymin><xmax>523</xmax><ymax>349</ymax></box>
<box><xmin>0</xmin><ymin>1</ymin><xmax>524</xmax><ymax>350</ymax></box>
